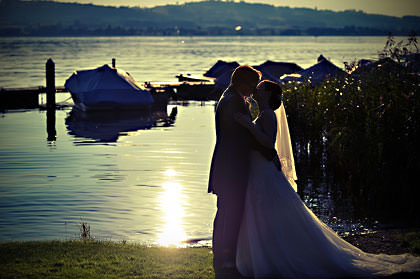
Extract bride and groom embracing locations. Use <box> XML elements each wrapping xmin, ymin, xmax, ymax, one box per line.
<box><xmin>208</xmin><ymin>65</ymin><xmax>420</xmax><ymax>278</ymax></box>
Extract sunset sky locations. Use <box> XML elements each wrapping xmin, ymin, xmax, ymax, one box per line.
<box><xmin>50</xmin><ymin>0</ymin><xmax>420</xmax><ymax>17</ymax></box>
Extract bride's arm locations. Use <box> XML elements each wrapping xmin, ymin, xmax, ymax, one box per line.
<box><xmin>235</xmin><ymin>111</ymin><xmax>277</xmax><ymax>149</ymax></box>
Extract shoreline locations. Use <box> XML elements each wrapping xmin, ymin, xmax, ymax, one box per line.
<box><xmin>343</xmin><ymin>227</ymin><xmax>420</xmax><ymax>255</ymax></box>
<box><xmin>1</xmin><ymin>227</ymin><xmax>418</xmax><ymax>254</ymax></box>
<box><xmin>1</xmin><ymin>228</ymin><xmax>418</xmax><ymax>279</ymax></box>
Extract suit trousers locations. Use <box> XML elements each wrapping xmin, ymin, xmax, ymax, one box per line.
<box><xmin>212</xmin><ymin>191</ymin><xmax>246</xmax><ymax>271</ymax></box>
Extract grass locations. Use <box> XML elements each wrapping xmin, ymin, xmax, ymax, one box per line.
<box><xmin>0</xmin><ymin>240</ymin><xmax>214</xmax><ymax>279</ymax></box>
<box><xmin>1</xmin><ymin>231</ymin><xmax>420</xmax><ymax>279</ymax></box>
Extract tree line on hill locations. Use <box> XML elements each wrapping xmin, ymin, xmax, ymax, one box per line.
<box><xmin>0</xmin><ymin>0</ymin><xmax>418</xmax><ymax>36</ymax></box>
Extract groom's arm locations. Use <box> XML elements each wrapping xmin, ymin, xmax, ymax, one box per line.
<box><xmin>221</xmin><ymin>93</ymin><xmax>250</xmax><ymax>137</ymax></box>
<box><xmin>252</xmin><ymin>139</ymin><xmax>282</xmax><ymax>170</ymax></box>
<box><xmin>235</xmin><ymin>109</ymin><xmax>282</xmax><ymax>170</ymax></box>
<box><xmin>235</xmin><ymin>111</ymin><xmax>276</xmax><ymax>150</ymax></box>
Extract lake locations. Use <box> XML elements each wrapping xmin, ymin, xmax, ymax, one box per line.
<box><xmin>0</xmin><ymin>36</ymin><xmax>395</xmax><ymax>245</ymax></box>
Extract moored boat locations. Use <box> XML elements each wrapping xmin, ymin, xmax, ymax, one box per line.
<box><xmin>281</xmin><ymin>55</ymin><xmax>346</xmax><ymax>85</ymax></box>
<box><xmin>65</xmin><ymin>64</ymin><xmax>154</xmax><ymax>111</ymax></box>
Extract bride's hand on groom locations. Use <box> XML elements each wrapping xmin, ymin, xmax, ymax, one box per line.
<box><xmin>234</xmin><ymin>112</ymin><xmax>253</xmax><ymax>129</ymax></box>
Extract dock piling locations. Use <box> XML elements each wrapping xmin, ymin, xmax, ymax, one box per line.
<box><xmin>46</xmin><ymin>107</ymin><xmax>56</xmax><ymax>142</ymax></box>
<box><xmin>46</xmin><ymin>58</ymin><xmax>56</xmax><ymax>109</ymax></box>
<box><xmin>45</xmin><ymin>58</ymin><xmax>56</xmax><ymax>141</ymax></box>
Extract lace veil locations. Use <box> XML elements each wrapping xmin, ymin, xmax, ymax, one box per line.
<box><xmin>275</xmin><ymin>103</ymin><xmax>298</xmax><ymax>191</ymax></box>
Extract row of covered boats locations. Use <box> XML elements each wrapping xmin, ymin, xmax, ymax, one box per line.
<box><xmin>65</xmin><ymin>55</ymin><xmax>397</xmax><ymax>111</ymax></box>
<box><xmin>194</xmin><ymin>54</ymin><xmax>350</xmax><ymax>91</ymax></box>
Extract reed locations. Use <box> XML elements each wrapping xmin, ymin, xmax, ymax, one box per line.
<box><xmin>281</xmin><ymin>34</ymin><xmax>420</xmax><ymax>223</ymax></box>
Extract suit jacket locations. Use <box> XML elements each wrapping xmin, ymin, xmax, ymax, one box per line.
<box><xmin>208</xmin><ymin>86</ymin><xmax>277</xmax><ymax>197</ymax></box>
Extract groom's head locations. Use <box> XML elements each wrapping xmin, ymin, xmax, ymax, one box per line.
<box><xmin>230</xmin><ymin>65</ymin><xmax>262</xmax><ymax>97</ymax></box>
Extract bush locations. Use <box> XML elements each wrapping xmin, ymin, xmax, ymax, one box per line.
<box><xmin>281</xmin><ymin>34</ymin><xmax>420</xmax><ymax>223</ymax></box>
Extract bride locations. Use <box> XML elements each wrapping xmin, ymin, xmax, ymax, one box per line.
<box><xmin>234</xmin><ymin>80</ymin><xmax>420</xmax><ymax>278</ymax></box>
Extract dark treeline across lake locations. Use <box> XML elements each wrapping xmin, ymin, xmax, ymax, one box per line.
<box><xmin>1</xmin><ymin>26</ymin><xmax>408</xmax><ymax>37</ymax></box>
<box><xmin>0</xmin><ymin>36</ymin><xmax>417</xmax><ymax>245</ymax></box>
<box><xmin>1</xmin><ymin>0</ymin><xmax>418</xmax><ymax>37</ymax></box>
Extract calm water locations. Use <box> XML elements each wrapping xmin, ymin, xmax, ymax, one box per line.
<box><xmin>0</xmin><ymin>36</ymin><xmax>392</xmax><ymax>245</ymax></box>
<box><xmin>0</xmin><ymin>36</ymin><xmax>393</xmax><ymax>88</ymax></box>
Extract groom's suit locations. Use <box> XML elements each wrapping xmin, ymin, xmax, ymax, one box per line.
<box><xmin>208</xmin><ymin>86</ymin><xmax>276</xmax><ymax>272</ymax></box>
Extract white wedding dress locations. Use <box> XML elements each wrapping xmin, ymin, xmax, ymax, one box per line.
<box><xmin>236</xmin><ymin>105</ymin><xmax>420</xmax><ymax>278</ymax></box>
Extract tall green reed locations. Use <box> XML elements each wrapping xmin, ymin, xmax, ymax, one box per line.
<box><xmin>281</xmin><ymin>34</ymin><xmax>419</xmax><ymax>223</ymax></box>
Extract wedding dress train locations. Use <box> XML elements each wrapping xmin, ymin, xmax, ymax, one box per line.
<box><xmin>236</xmin><ymin>150</ymin><xmax>420</xmax><ymax>278</ymax></box>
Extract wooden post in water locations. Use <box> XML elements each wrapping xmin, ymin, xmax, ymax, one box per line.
<box><xmin>46</xmin><ymin>106</ymin><xmax>56</xmax><ymax>142</ymax></box>
<box><xmin>46</xmin><ymin>58</ymin><xmax>56</xmax><ymax>141</ymax></box>
<box><xmin>112</xmin><ymin>58</ymin><xmax>116</xmax><ymax>68</ymax></box>
<box><xmin>46</xmin><ymin>58</ymin><xmax>56</xmax><ymax>109</ymax></box>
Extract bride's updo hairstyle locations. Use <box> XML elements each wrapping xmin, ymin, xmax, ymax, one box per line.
<box><xmin>263</xmin><ymin>80</ymin><xmax>282</xmax><ymax>110</ymax></box>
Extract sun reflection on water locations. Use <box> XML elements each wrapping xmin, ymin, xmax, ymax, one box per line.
<box><xmin>164</xmin><ymin>169</ymin><xmax>177</xmax><ymax>177</ymax></box>
<box><xmin>156</xmin><ymin>169</ymin><xmax>187</xmax><ymax>247</ymax></box>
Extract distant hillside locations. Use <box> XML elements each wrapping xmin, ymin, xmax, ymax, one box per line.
<box><xmin>0</xmin><ymin>0</ymin><xmax>418</xmax><ymax>36</ymax></box>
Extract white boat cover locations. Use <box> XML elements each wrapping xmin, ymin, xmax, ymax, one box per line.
<box><xmin>281</xmin><ymin>55</ymin><xmax>346</xmax><ymax>85</ymax></box>
<box><xmin>65</xmin><ymin>64</ymin><xmax>153</xmax><ymax>110</ymax></box>
<box><xmin>204</xmin><ymin>60</ymin><xmax>240</xmax><ymax>78</ymax></box>
<box><xmin>259</xmin><ymin>60</ymin><xmax>303</xmax><ymax>78</ymax></box>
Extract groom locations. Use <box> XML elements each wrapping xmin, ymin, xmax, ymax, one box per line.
<box><xmin>208</xmin><ymin>65</ymin><xmax>277</xmax><ymax>277</ymax></box>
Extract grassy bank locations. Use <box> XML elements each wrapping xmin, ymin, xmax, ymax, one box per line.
<box><xmin>0</xmin><ymin>240</ymin><xmax>214</xmax><ymax>279</ymax></box>
<box><xmin>1</xmin><ymin>230</ymin><xmax>419</xmax><ymax>279</ymax></box>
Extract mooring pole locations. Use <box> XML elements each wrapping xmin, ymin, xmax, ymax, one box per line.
<box><xmin>46</xmin><ymin>58</ymin><xmax>56</xmax><ymax>109</ymax></box>
<box><xmin>46</xmin><ymin>106</ymin><xmax>56</xmax><ymax>142</ymax></box>
<box><xmin>46</xmin><ymin>58</ymin><xmax>56</xmax><ymax>141</ymax></box>
<box><xmin>112</xmin><ymin>58</ymin><xmax>116</xmax><ymax>68</ymax></box>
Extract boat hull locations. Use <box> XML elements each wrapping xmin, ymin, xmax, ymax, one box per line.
<box><xmin>69</xmin><ymin>89</ymin><xmax>154</xmax><ymax>111</ymax></box>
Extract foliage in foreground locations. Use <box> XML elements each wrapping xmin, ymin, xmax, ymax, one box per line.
<box><xmin>0</xmin><ymin>240</ymin><xmax>214</xmax><ymax>279</ymax></box>
<box><xmin>281</xmin><ymin>34</ymin><xmax>420</xmax><ymax>222</ymax></box>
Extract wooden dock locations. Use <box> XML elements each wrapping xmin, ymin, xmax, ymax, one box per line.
<box><xmin>1</xmin><ymin>59</ymin><xmax>218</xmax><ymax>110</ymax></box>
<box><xmin>0</xmin><ymin>84</ymin><xmax>70</xmax><ymax>109</ymax></box>
<box><xmin>0</xmin><ymin>83</ymin><xmax>218</xmax><ymax>110</ymax></box>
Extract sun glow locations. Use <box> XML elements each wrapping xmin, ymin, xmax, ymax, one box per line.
<box><xmin>164</xmin><ymin>169</ymin><xmax>177</xmax><ymax>177</ymax></box>
<box><xmin>156</xmin><ymin>181</ymin><xmax>187</xmax><ymax>247</ymax></box>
